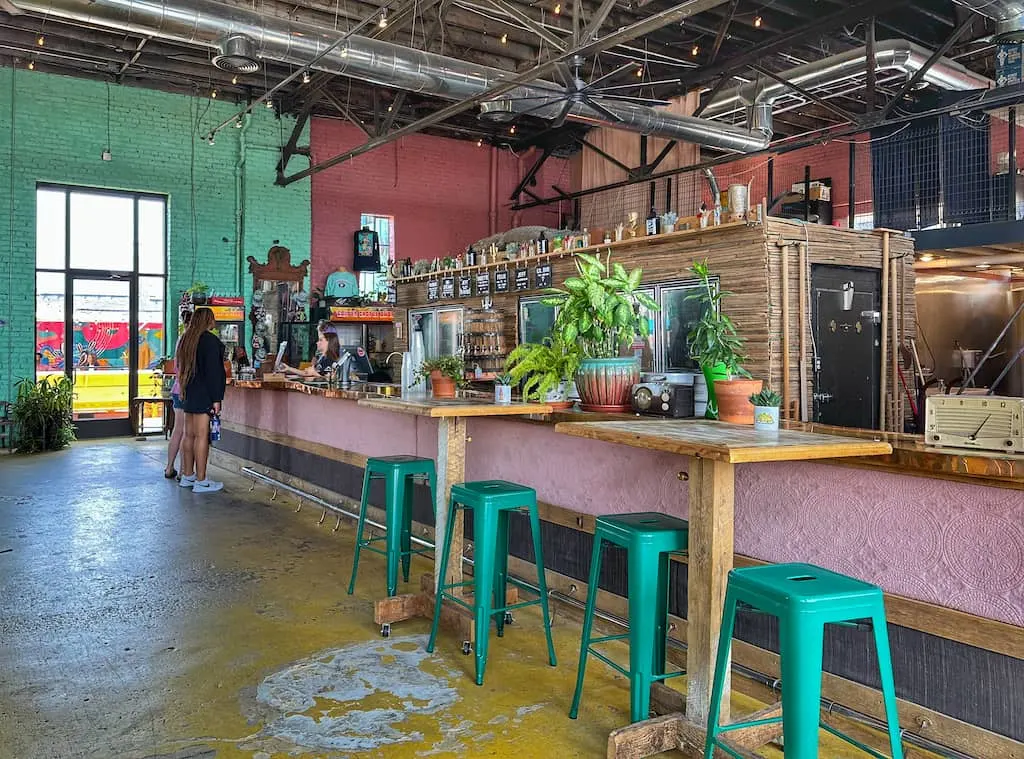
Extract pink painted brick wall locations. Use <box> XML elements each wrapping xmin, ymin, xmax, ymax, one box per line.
<box><xmin>310</xmin><ymin>118</ymin><xmax>571</xmax><ymax>290</ymax></box>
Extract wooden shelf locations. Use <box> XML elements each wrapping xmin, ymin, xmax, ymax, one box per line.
<box><xmin>391</xmin><ymin>221</ymin><xmax>754</xmax><ymax>284</ymax></box>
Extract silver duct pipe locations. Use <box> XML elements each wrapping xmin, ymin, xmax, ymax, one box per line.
<box><xmin>702</xmin><ymin>40</ymin><xmax>992</xmax><ymax>120</ymax></box>
<box><xmin>6</xmin><ymin>0</ymin><xmax>771</xmax><ymax>151</ymax></box>
<box><xmin>952</xmin><ymin>0</ymin><xmax>1024</xmax><ymax>43</ymax></box>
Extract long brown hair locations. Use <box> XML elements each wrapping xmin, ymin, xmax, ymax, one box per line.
<box><xmin>322</xmin><ymin>331</ymin><xmax>341</xmax><ymax>363</ymax></box>
<box><xmin>176</xmin><ymin>307</ymin><xmax>217</xmax><ymax>397</ymax></box>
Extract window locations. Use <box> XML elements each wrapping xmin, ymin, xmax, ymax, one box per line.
<box><xmin>853</xmin><ymin>212</ymin><xmax>875</xmax><ymax>230</ymax></box>
<box><xmin>358</xmin><ymin>213</ymin><xmax>394</xmax><ymax>297</ymax></box>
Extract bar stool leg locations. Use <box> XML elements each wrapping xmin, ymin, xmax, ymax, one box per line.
<box><xmin>779</xmin><ymin>617</ymin><xmax>825</xmax><ymax>759</ymax></box>
<box><xmin>400</xmin><ymin>474</ymin><xmax>415</xmax><ymax>583</ymax></box>
<box><xmin>627</xmin><ymin>549</ymin><xmax>660</xmax><ymax>723</ymax></box>
<box><xmin>569</xmin><ymin>534</ymin><xmax>604</xmax><ymax>719</ymax></box>
<box><xmin>472</xmin><ymin>504</ymin><xmax>499</xmax><ymax>686</ymax></box>
<box><xmin>493</xmin><ymin>509</ymin><xmax>510</xmax><ymax>638</ymax></box>
<box><xmin>384</xmin><ymin>469</ymin><xmax>405</xmax><ymax>597</ymax></box>
<box><xmin>346</xmin><ymin>467</ymin><xmax>374</xmax><ymax>595</ymax></box>
<box><xmin>704</xmin><ymin>586</ymin><xmax>740</xmax><ymax>758</ymax></box>
<box><xmin>527</xmin><ymin>504</ymin><xmax>557</xmax><ymax>668</ymax></box>
<box><xmin>652</xmin><ymin>552</ymin><xmax>670</xmax><ymax>678</ymax></box>
<box><xmin>426</xmin><ymin>496</ymin><xmax>459</xmax><ymax>654</ymax></box>
<box><xmin>871</xmin><ymin>610</ymin><xmax>905</xmax><ymax>759</ymax></box>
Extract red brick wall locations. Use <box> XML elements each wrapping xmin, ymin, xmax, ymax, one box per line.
<box><xmin>310</xmin><ymin>118</ymin><xmax>570</xmax><ymax>288</ymax></box>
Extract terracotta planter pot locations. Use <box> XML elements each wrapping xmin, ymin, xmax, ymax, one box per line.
<box><xmin>575</xmin><ymin>357</ymin><xmax>640</xmax><ymax>412</ymax></box>
<box><xmin>430</xmin><ymin>370</ymin><xmax>457</xmax><ymax>399</ymax></box>
<box><xmin>713</xmin><ymin>378</ymin><xmax>763</xmax><ymax>424</ymax></box>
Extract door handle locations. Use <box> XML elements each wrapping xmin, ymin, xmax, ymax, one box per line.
<box><xmin>813</xmin><ymin>391</ymin><xmax>834</xmax><ymax>403</ymax></box>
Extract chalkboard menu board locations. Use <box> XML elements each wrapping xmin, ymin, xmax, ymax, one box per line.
<box><xmin>475</xmin><ymin>271</ymin><xmax>490</xmax><ymax>294</ymax></box>
<box><xmin>458</xmin><ymin>275</ymin><xmax>473</xmax><ymax>298</ymax></box>
<box><xmin>441</xmin><ymin>276</ymin><xmax>455</xmax><ymax>299</ymax></box>
<box><xmin>387</xmin><ymin>282</ymin><xmax>397</xmax><ymax>304</ymax></box>
<box><xmin>427</xmin><ymin>279</ymin><xmax>439</xmax><ymax>301</ymax></box>
<box><xmin>514</xmin><ymin>268</ymin><xmax>530</xmax><ymax>291</ymax></box>
<box><xmin>495</xmin><ymin>269</ymin><xmax>510</xmax><ymax>292</ymax></box>
<box><xmin>535</xmin><ymin>262</ymin><xmax>553</xmax><ymax>289</ymax></box>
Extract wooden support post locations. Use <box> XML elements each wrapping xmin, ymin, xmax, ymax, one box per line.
<box><xmin>780</xmin><ymin>242</ymin><xmax>792</xmax><ymax>420</ymax></box>
<box><xmin>436</xmin><ymin>416</ymin><xmax>466</xmax><ymax>588</ymax></box>
<box><xmin>879</xmin><ymin>232</ymin><xmax>890</xmax><ymax>431</ymax></box>
<box><xmin>686</xmin><ymin>456</ymin><xmax>735</xmax><ymax>726</ymax></box>
<box><xmin>797</xmin><ymin>241</ymin><xmax>809</xmax><ymax>422</ymax></box>
<box><xmin>891</xmin><ymin>251</ymin><xmax>900</xmax><ymax>431</ymax></box>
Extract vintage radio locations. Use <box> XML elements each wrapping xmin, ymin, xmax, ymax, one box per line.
<box><xmin>925</xmin><ymin>395</ymin><xmax>1024</xmax><ymax>454</ymax></box>
<box><xmin>631</xmin><ymin>381</ymin><xmax>695</xmax><ymax>418</ymax></box>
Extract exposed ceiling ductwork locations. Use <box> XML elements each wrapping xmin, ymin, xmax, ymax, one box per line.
<box><xmin>951</xmin><ymin>0</ymin><xmax>1024</xmax><ymax>43</ymax></box>
<box><xmin>701</xmin><ymin>40</ymin><xmax>992</xmax><ymax>120</ymax></box>
<box><xmin>4</xmin><ymin>0</ymin><xmax>773</xmax><ymax>152</ymax></box>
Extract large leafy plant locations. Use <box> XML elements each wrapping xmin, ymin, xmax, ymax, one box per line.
<box><xmin>544</xmin><ymin>251</ymin><xmax>658</xmax><ymax>358</ymax></box>
<box><xmin>504</xmin><ymin>338</ymin><xmax>581</xmax><ymax>402</ymax></box>
<box><xmin>685</xmin><ymin>259</ymin><xmax>749</xmax><ymax>378</ymax></box>
<box><xmin>11</xmin><ymin>375</ymin><xmax>76</xmax><ymax>453</ymax></box>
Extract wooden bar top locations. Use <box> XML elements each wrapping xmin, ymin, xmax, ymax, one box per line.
<box><xmin>554</xmin><ymin>419</ymin><xmax>893</xmax><ymax>463</ymax></box>
<box><xmin>357</xmin><ymin>395</ymin><xmax>553</xmax><ymax>418</ymax></box>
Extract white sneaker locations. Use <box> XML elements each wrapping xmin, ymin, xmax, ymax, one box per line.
<box><xmin>192</xmin><ymin>480</ymin><xmax>223</xmax><ymax>493</ymax></box>
<box><xmin>178</xmin><ymin>475</ymin><xmax>197</xmax><ymax>488</ymax></box>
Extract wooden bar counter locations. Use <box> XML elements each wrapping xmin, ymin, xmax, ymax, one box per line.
<box><xmin>217</xmin><ymin>380</ymin><xmax>1024</xmax><ymax>759</ymax></box>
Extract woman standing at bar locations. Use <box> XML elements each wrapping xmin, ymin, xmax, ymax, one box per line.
<box><xmin>176</xmin><ymin>307</ymin><xmax>226</xmax><ymax>493</ymax></box>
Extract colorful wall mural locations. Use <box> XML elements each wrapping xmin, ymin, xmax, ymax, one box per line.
<box><xmin>36</xmin><ymin>321</ymin><xmax>165</xmax><ymax>371</ymax></box>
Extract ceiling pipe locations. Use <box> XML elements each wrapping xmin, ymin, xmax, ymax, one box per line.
<box><xmin>701</xmin><ymin>40</ymin><xmax>992</xmax><ymax>119</ymax></box>
<box><xmin>4</xmin><ymin>0</ymin><xmax>771</xmax><ymax>151</ymax></box>
<box><xmin>914</xmin><ymin>252</ymin><xmax>1024</xmax><ymax>269</ymax></box>
<box><xmin>951</xmin><ymin>0</ymin><xmax>1024</xmax><ymax>42</ymax></box>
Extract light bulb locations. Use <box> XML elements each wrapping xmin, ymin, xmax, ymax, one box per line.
<box><xmin>208</xmin><ymin>135</ymin><xmax>216</xmax><ymax>146</ymax></box>
<box><xmin>235</xmin><ymin>118</ymin><xmax>244</xmax><ymax>128</ymax></box>
<box><xmin>754</xmin><ymin>15</ymin><xmax>762</xmax><ymax>27</ymax></box>
<box><xmin>918</xmin><ymin>253</ymin><xmax>935</xmax><ymax>262</ymax></box>
<box><xmin>378</xmin><ymin>11</ymin><xmax>388</xmax><ymax>27</ymax></box>
<box><xmin>636</xmin><ymin>67</ymin><xmax>643</xmax><ymax>77</ymax></box>
<box><xmin>231</xmin><ymin>75</ymin><xmax>238</xmax><ymax>85</ymax></box>
<box><xmin>500</xmin><ymin>33</ymin><xmax>508</xmax><ymax>44</ymax></box>
<box><xmin>36</xmin><ymin>34</ymin><xmax>45</xmax><ymax>46</ymax></box>
<box><xmin>27</xmin><ymin>61</ymin><xmax>34</xmax><ymax>70</ymax></box>
<box><xmin>691</xmin><ymin>44</ymin><xmax>699</xmax><ymax>56</ymax></box>
<box><xmin>211</xmin><ymin>88</ymin><xmax>218</xmax><ymax>98</ymax></box>
<box><xmin>265</xmin><ymin>98</ymin><xmax>274</xmax><ymax>109</ymax></box>
<box><xmin>477</xmin><ymin>138</ymin><xmax>483</xmax><ymax>147</ymax></box>
<box><xmin>553</xmin><ymin>3</ymin><xmax>561</xmax><ymax>13</ymax></box>
<box><xmin>302</xmin><ymin>70</ymin><xmax>311</xmax><ymax>84</ymax></box>
<box><xmin>509</xmin><ymin>125</ymin><xmax>516</xmax><ymax>135</ymax></box>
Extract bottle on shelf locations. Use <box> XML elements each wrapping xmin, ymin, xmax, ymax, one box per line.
<box><xmin>646</xmin><ymin>206</ymin><xmax>660</xmax><ymax>236</ymax></box>
<box><xmin>537</xmin><ymin>231</ymin><xmax>549</xmax><ymax>254</ymax></box>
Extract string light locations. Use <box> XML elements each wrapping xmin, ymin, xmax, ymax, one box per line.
<box><xmin>231</xmin><ymin>75</ymin><xmax>238</xmax><ymax>85</ymax></box>
<box><xmin>211</xmin><ymin>88</ymin><xmax>218</xmax><ymax>98</ymax></box>
<box><xmin>36</xmin><ymin>34</ymin><xmax>45</xmax><ymax>46</ymax></box>
<box><xmin>509</xmin><ymin>125</ymin><xmax>516</xmax><ymax>134</ymax></box>
<box><xmin>302</xmin><ymin>70</ymin><xmax>311</xmax><ymax>84</ymax></box>
<box><xmin>235</xmin><ymin>117</ymin><xmax>244</xmax><ymax>128</ymax></box>
<box><xmin>265</xmin><ymin>98</ymin><xmax>274</xmax><ymax>109</ymax></box>
<box><xmin>207</xmin><ymin>135</ymin><xmax>216</xmax><ymax>146</ymax></box>
<box><xmin>378</xmin><ymin>9</ymin><xmax>388</xmax><ymax>27</ymax></box>
<box><xmin>918</xmin><ymin>253</ymin><xmax>935</xmax><ymax>262</ymax></box>
<box><xmin>636</xmin><ymin>67</ymin><xmax>643</xmax><ymax>77</ymax></box>
<box><xmin>500</xmin><ymin>33</ymin><xmax>508</xmax><ymax>44</ymax></box>
<box><xmin>27</xmin><ymin>60</ymin><xmax>34</xmax><ymax>70</ymax></box>
<box><xmin>477</xmin><ymin>138</ymin><xmax>483</xmax><ymax>147</ymax></box>
<box><xmin>754</xmin><ymin>15</ymin><xmax>762</xmax><ymax>27</ymax></box>
<box><xmin>691</xmin><ymin>43</ymin><xmax>699</xmax><ymax>56</ymax></box>
<box><xmin>553</xmin><ymin>2</ymin><xmax>560</xmax><ymax>13</ymax></box>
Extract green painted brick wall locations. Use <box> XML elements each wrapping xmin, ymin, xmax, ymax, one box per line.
<box><xmin>0</xmin><ymin>66</ymin><xmax>311</xmax><ymax>403</ymax></box>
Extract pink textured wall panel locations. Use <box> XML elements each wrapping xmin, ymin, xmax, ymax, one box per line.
<box><xmin>310</xmin><ymin>119</ymin><xmax>571</xmax><ymax>288</ymax></box>
<box><xmin>224</xmin><ymin>392</ymin><xmax>1024</xmax><ymax>626</ymax></box>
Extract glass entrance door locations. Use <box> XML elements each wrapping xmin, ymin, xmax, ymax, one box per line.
<box><xmin>70</xmin><ymin>277</ymin><xmax>135</xmax><ymax>436</ymax></box>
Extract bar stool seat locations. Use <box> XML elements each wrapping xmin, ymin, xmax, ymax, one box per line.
<box><xmin>705</xmin><ymin>563</ymin><xmax>904</xmax><ymax>759</ymax></box>
<box><xmin>426</xmin><ymin>480</ymin><xmax>557</xmax><ymax>686</ymax></box>
<box><xmin>570</xmin><ymin>512</ymin><xmax>689</xmax><ymax>724</ymax></box>
<box><xmin>347</xmin><ymin>456</ymin><xmax>436</xmax><ymax>603</ymax></box>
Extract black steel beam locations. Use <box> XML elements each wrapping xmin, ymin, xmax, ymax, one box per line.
<box><xmin>708</xmin><ymin>0</ymin><xmax>740</xmax><ymax>65</ymax></box>
<box><xmin>877</xmin><ymin>15</ymin><xmax>976</xmax><ymax>119</ymax></box>
<box><xmin>321</xmin><ymin>90</ymin><xmax>373</xmax><ymax>137</ymax></box>
<box><xmin>581</xmin><ymin>0</ymin><xmax>619</xmax><ymax>40</ymax></box>
<box><xmin>510</xmin><ymin>146</ymin><xmax>554</xmax><ymax>201</ymax></box>
<box><xmin>865</xmin><ymin>17</ymin><xmax>877</xmax><ymax>113</ymax></box>
<box><xmin>580</xmin><ymin>138</ymin><xmax>633</xmax><ymax>174</ymax></box>
<box><xmin>692</xmin><ymin>73</ymin><xmax>732</xmax><ymax>118</ymax></box>
<box><xmin>280</xmin><ymin>0</ymin><xmax>730</xmax><ymax>185</ymax></box>
<box><xmin>647</xmin><ymin>140</ymin><xmax>677</xmax><ymax>174</ymax></box>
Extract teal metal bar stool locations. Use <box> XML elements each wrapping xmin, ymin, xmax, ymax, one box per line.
<box><xmin>426</xmin><ymin>480</ymin><xmax>557</xmax><ymax>686</ymax></box>
<box><xmin>347</xmin><ymin>455</ymin><xmax>436</xmax><ymax>605</ymax></box>
<box><xmin>569</xmin><ymin>512</ymin><xmax>689</xmax><ymax>724</ymax></box>
<box><xmin>705</xmin><ymin>563</ymin><xmax>904</xmax><ymax>759</ymax></box>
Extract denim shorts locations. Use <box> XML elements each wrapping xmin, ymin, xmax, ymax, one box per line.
<box><xmin>171</xmin><ymin>392</ymin><xmax>183</xmax><ymax>410</ymax></box>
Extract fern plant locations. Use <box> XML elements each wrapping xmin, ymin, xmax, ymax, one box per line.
<box><xmin>11</xmin><ymin>375</ymin><xmax>76</xmax><ymax>453</ymax></box>
<box><xmin>505</xmin><ymin>338</ymin><xmax>581</xmax><ymax>402</ymax></box>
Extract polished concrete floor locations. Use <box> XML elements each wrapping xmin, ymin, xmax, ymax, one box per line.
<box><xmin>0</xmin><ymin>440</ymin><xmax>901</xmax><ymax>759</ymax></box>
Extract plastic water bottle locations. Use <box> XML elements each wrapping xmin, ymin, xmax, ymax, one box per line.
<box><xmin>209</xmin><ymin>412</ymin><xmax>221</xmax><ymax>442</ymax></box>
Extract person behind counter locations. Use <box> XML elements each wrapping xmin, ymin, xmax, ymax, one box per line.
<box><xmin>277</xmin><ymin>328</ymin><xmax>340</xmax><ymax>378</ymax></box>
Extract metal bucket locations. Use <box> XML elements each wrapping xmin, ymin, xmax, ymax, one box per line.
<box><xmin>727</xmin><ymin>184</ymin><xmax>749</xmax><ymax>219</ymax></box>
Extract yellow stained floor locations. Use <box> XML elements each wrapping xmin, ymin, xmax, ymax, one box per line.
<box><xmin>0</xmin><ymin>440</ymin><xmax>907</xmax><ymax>759</ymax></box>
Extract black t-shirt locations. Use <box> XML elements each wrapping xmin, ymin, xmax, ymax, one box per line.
<box><xmin>315</xmin><ymin>354</ymin><xmax>334</xmax><ymax>375</ymax></box>
<box><xmin>353</xmin><ymin>228</ymin><xmax>381</xmax><ymax>272</ymax></box>
<box><xmin>181</xmin><ymin>331</ymin><xmax>227</xmax><ymax>413</ymax></box>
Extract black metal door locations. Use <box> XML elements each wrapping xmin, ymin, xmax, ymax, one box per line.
<box><xmin>811</xmin><ymin>265</ymin><xmax>881</xmax><ymax>429</ymax></box>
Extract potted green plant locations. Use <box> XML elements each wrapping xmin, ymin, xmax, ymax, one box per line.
<box><xmin>186</xmin><ymin>281</ymin><xmax>210</xmax><ymax>305</ymax></box>
<box><xmin>504</xmin><ymin>337</ymin><xmax>581</xmax><ymax>409</ymax></box>
<box><xmin>10</xmin><ymin>375</ymin><xmax>75</xmax><ymax>453</ymax></box>
<box><xmin>544</xmin><ymin>251</ymin><xmax>658</xmax><ymax>412</ymax></box>
<box><xmin>494</xmin><ymin>373</ymin><xmax>513</xmax><ymax>404</ymax></box>
<box><xmin>686</xmin><ymin>259</ymin><xmax>762</xmax><ymax>423</ymax></box>
<box><xmin>750</xmin><ymin>387</ymin><xmax>782</xmax><ymax>431</ymax></box>
<box><xmin>412</xmin><ymin>355</ymin><xmax>465</xmax><ymax>399</ymax></box>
